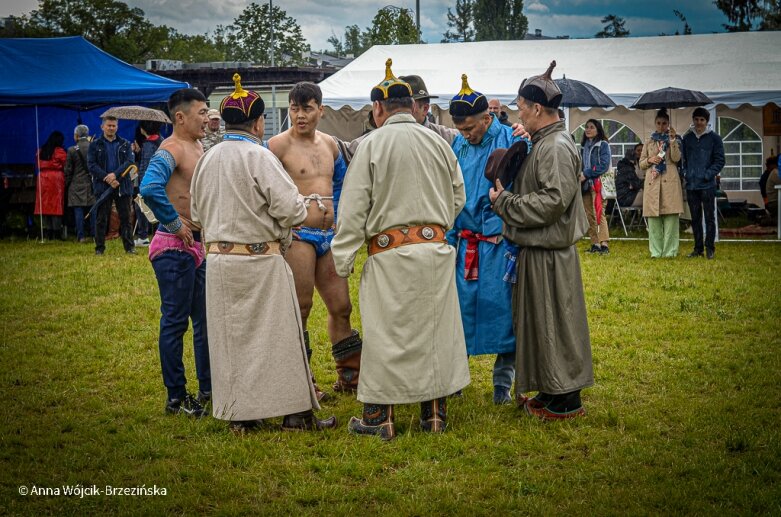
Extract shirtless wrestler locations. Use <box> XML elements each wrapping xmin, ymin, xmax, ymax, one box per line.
<box><xmin>140</xmin><ymin>88</ymin><xmax>212</xmax><ymax>417</ymax></box>
<box><xmin>268</xmin><ymin>82</ymin><xmax>362</xmax><ymax>397</ymax></box>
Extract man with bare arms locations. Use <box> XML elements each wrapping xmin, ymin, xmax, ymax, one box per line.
<box><xmin>140</xmin><ymin>89</ymin><xmax>212</xmax><ymax>417</ymax></box>
<box><xmin>268</xmin><ymin>82</ymin><xmax>362</xmax><ymax>399</ymax></box>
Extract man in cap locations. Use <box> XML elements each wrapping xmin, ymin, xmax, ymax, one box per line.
<box><xmin>190</xmin><ymin>75</ymin><xmax>336</xmax><ymax>433</ymax></box>
<box><xmin>489</xmin><ymin>61</ymin><xmax>593</xmax><ymax>420</ymax></box>
<box><xmin>448</xmin><ymin>74</ymin><xmax>527</xmax><ymax>405</ymax></box>
<box><xmin>399</xmin><ymin>74</ymin><xmax>459</xmax><ymax>145</ymax></box>
<box><xmin>201</xmin><ymin>108</ymin><xmax>224</xmax><ymax>152</ymax></box>
<box><xmin>140</xmin><ymin>88</ymin><xmax>212</xmax><ymax>417</ymax></box>
<box><xmin>269</xmin><ymin>82</ymin><xmax>363</xmax><ymax>400</ymax></box>
<box><xmin>331</xmin><ymin>59</ymin><xmax>470</xmax><ymax>440</ymax></box>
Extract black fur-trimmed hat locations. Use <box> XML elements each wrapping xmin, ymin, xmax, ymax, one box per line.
<box><xmin>371</xmin><ymin>59</ymin><xmax>413</xmax><ymax>102</ymax></box>
<box><xmin>449</xmin><ymin>74</ymin><xmax>488</xmax><ymax>117</ymax></box>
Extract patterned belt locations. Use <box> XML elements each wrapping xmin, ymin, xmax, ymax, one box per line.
<box><xmin>368</xmin><ymin>224</ymin><xmax>447</xmax><ymax>256</ymax></box>
<box><xmin>207</xmin><ymin>241</ymin><xmax>282</xmax><ymax>256</ymax></box>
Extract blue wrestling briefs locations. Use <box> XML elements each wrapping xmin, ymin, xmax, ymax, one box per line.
<box><xmin>293</xmin><ymin>226</ymin><xmax>335</xmax><ymax>257</ymax></box>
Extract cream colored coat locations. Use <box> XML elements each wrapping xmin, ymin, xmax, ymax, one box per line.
<box><xmin>640</xmin><ymin>137</ymin><xmax>684</xmax><ymax>217</ymax></box>
<box><xmin>190</xmin><ymin>132</ymin><xmax>319</xmax><ymax>421</ymax></box>
<box><xmin>331</xmin><ymin>113</ymin><xmax>470</xmax><ymax>404</ymax></box>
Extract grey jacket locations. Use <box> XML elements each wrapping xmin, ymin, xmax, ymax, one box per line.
<box><xmin>64</xmin><ymin>138</ymin><xmax>95</xmax><ymax>206</ymax></box>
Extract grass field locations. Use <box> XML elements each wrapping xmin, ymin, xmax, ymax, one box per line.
<box><xmin>1</xmin><ymin>236</ymin><xmax>780</xmax><ymax>515</ymax></box>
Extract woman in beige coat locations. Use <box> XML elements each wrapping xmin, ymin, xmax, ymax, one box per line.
<box><xmin>639</xmin><ymin>108</ymin><xmax>684</xmax><ymax>257</ymax></box>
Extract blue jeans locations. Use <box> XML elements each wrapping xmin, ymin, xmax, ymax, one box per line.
<box><xmin>493</xmin><ymin>351</ymin><xmax>516</xmax><ymax>389</ymax></box>
<box><xmin>151</xmin><ymin>250</ymin><xmax>211</xmax><ymax>400</ymax></box>
<box><xmin>72</xmin><ymin>206</ymin><xmax>95</xmax><ymax>240</ymax></box>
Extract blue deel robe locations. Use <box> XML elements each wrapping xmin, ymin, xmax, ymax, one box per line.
<box><xmin>447</xmin><ymin>116</ymin><xmax>520</xmax><ymax>356</ymax></box>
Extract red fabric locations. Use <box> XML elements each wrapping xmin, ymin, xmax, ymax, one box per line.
<box><xmin>459</xmin><ymin>230</ymin><xmax>500</xmax><ymax>281</ymax></box>
<box><xmin>593</xmin><ymin>177</ymin><xmax>603</xmax><ymax>226</ymax></box>
<box><xmin>34</xmin><ymin>147</ymin><xmax>66</xmax><ymax>216</ymax></box>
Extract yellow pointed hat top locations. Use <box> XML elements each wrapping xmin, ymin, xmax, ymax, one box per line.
<box><xmin>230</xmin><ymin>73</ymin><xmax>248</xmax><ymax>99</ymax></box>
<box><xmin>370</xmin><ymin>58</ymin><xmax>413</xmax><ymax>101</ymax></box>
<box><xmin>457</xmin><ymin>74</ymin><xmax>476</xmax><ymax>97</ymax></box>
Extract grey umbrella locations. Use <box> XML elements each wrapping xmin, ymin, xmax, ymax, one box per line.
<box><xmin>554</xmin><ymin>77</ymin><xmax>616</xmax><ymax>108</ymax></box>
<box><xmin>100</xmin><ymin>105</ymin><xmax>172</xmax><ymax>124</ymax></box>
<box><xmin>630</xmin><ymin>87</ymin><xmax>713</xmax><ymax>109</ymax></box>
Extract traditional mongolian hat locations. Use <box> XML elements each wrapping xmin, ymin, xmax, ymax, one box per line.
<box><xmin>484</xmin><ymin>140</ymin><xmax>529</xmax><ymax>187</ymax></box>
<box><xmin>449</xmin><ymin>74</ymin><xmax>488</xmax><ymax>117</ymax></box>
<box><xmin>516</xmin><ymin>60</ymin><xmax>562</xmax><ymax>109</ymax></box>
<box><xmin>370</xmin><ymin>59</ymin><xmax>413</xmax><ymax>102</ymax></box>
<box><xmin>219</xmin><ymin>74</ymin><xmax>265</xmax><ymax>124</ymax></box>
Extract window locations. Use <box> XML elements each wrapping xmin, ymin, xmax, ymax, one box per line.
<box><xmin>572</xmin><ymin>119</ymin><xmax>641</xmax><ymax>169</ymax></box>
<box><xmin>717</xmin><ymin>117</ymin><xmax>762</xmax><ymax>191</ymax></box>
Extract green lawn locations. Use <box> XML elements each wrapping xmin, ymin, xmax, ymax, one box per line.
<box><xmin>1</xmin><ymin>237</ymin><xmax>780</xmax><ymax>515</ymax></box>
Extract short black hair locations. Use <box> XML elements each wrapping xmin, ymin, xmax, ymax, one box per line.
<box><xmin>289</xmin><ymin>82</ymin><xmax>322</xmax><ymax>106</ymax></box>
<box><xmin>452</xmin><ymin>110</ymin><xmax>488</xmax><ymax>125</ymax></box>
<box><xmin>692</xmin><ymin>107</ymin><xmax>710</xmax><ymax>122</ymax></box>
<box><xmin>520</xmin><ymin>97</ymin><xmax>557</xmax><ymax>117</ymax></box>
<box><xmin>655</xmin><ymin>108</ymin><xmax>669</xmax><ymax>121</ymax></box>
<box><xmin>140</xmin><ymin>120</ymin><xmax>162</xmax><ymax>135</ymax></box>
<box><xmin>225</xmin><ymin>119</ymin><xmax>258</xmax><ymax>132</ymax></box>
<box><xmin>168</xmin><ymin>88</ymin><xmax>206</xmax><ymax>116</ymax></box>
<box><xmin>381</xmin><ymin>96</ymin><xmax>414</xmax><ymax>113</ymax></box>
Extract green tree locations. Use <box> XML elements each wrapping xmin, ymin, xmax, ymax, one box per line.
<box><xmin>715</xmin><ymin>0</ymin><xmax>781</xmax><ymax>31</ymax></box>
<box><xmin>158</xmin><ymin>30</ymin><xmax>225</xmax><ymax>63</ymax></box>
<box><xmin>442</xmin><ymin>0</ymin><xmax>475</xmax><ymax>43</ymax></box>
<box><xmin>674</xmin><ymin>9</ymin><xmax>693</xmax><ymax>35</ymax></box>
<box><xmin>759</xmin><ymin>0</ymin><xmax>781</xmax><ymax>29</ymax></box>
<box><xmin>15</xmin><ymin>0</ymin><xmax>169</xmax><ymax>62</ymax></box>
<box><xmin>473</xmin><ymin>0</ymin><xmax>527</xmax><ymax>41</ymax></box>
<box><xmin>222</xmin><ymin>2</ymin><xmax>309</xmax><ymax>65</ymax></box>
<box><xmin>595</xmin><ymin>14</ymin><xmax>630</xmax><ymax>38</ymax></box>
<box><xmin>327</xmin><ymin>31</ymin><xmax>344</xmax><ymax>56</ymax></box>
<box><xmin>365</xmin><ymin>6</ymin><xmax>420</xmax><ymax>46</ymax></box>
<box><xmin>343</xmin><ymin>25</ymin><xmax>367</xmax><ymax>56</ymax></box>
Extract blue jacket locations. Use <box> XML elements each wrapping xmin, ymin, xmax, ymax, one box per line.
<box><xmin>87</xmin><ymin>134</ymin><xmax>135</xmax><ymax>197</ymax></box>
<box><xmin>681</xmin><ymin>129</ymin><xmax>725</xmax><ymax>191</ymax></box>
<box><xmin>581</xmin><ymin>139</ymin><xmax>611</xmax><ymax>179</ymax></box>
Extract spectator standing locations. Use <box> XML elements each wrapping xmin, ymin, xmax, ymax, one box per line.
<box><xmin>681</xmin><ymin>108</ymin><xmax>725</xmax><ymax>260</ymax></box>
<box><xmin>64</xmin><ymin>125</ymin><xmax>95</xmax><ymax>242</ymax></box>
<box><xmin>133</xmin><ymin>120</ymin><xmax>163</xmax><ymax>246</ymax></box>
<box><xmin>201</xmin><ymin>109</ymin><xmax>224</xmax><ymax>152</ymax></box>
<box><xmin>639</xmin><ymin>109</ymin><xmax>683</xmax><ymax>258</ymax></box>
<box><xmin>615</xmin><ymin>144</ymin><xmax>644</xmax><ymax>208</ymax></box>
<box><xmin>87</xmin><ymin>116</ymin><xmax>136</xmax><ymax>255</ymax></box>
<box><xmin>34</xmin><ymin>131</ymin><xmax>67</xmax><ymax>240</ymax></box>
<box><xmin>580</xmin><ymin>119</ymin><xmax>611</xmax><ymax>254</ymax></box>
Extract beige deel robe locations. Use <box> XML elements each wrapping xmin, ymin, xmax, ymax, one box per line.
<box><xmin>492</xmin><ymin>121</ymin><xmax>594</xmax><ymax>395</ymax></box>
<box><xmin>190</xmin><ymin>131</ymin><xmax>319</xmax><ymax>421</ymax></box>
<box><xmin>331</xmin><ymin>112</ymin><xmax>471</xmax><ymax>405</ymax></box>
<box><xmin>639</xmin><ymin>136</ymin><xmax>684</xmax><ymax>217</ymax></box>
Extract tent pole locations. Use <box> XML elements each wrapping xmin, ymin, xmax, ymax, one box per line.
<box><xmin>35</xmin><ymin>105</ymin><xmax>44</xmax><ymax>243</ymax></box>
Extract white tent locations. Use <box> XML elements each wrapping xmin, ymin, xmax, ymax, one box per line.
<box><xmin>319</xmin><ymin>32</ymin><xmax>781</xmax><ymax>109</ymax></box>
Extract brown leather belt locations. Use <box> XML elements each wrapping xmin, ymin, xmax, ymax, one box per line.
<box><xmin>368</xmin><ymin>224</ymin><xmax>447</xmax><ymax>256</ymax></box>
<box><xmin>207</xmin><ymin>241</ymin><xmax>282</xmax><ymax>256</ymax></box>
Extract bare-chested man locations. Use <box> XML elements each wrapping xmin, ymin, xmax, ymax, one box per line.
<box><xmin>140</xmin><ymin>88</ymin><xmax>211</xmax><ymax>418</ymax></box>
<box><xmin>268</xmin><ymin>82</ymin><xmax>362</xmax><ymax>397</ymax></box>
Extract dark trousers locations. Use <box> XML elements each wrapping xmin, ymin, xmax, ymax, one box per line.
<box><xmin>687</xmin><ymin>188</ymin><xmax>716</xmax><ymax>253</ymax></box>
<box><xmin>94</xmin><ymin>191</ymin><xmax>133</xmax><ymax>252</ymax></box>
<box><xmin>72</xmin><ymin>206</ymin><xmax>96</xmax><ymax>240</ymax></box>
<box><xmin>151</xmin><ymin>250</ymin><xmax>211</xmax><ymax>400</ymax></box>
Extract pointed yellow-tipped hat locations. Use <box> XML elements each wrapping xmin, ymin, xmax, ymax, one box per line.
<box><xmin>370</xmin><ymin>59</ymin><xmax>413</xmax><ymax>101</ymax></box>
<box><xmin>449</xmin><ymin>74</ymin><xmax>488</xmax><ymax>117</ymax></box>
<box><xmin>219</xmin><ymin>73</ymin><xmax>265</xmax><ymax>124</ymax></box>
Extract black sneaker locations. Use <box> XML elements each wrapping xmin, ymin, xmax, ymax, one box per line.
<box><xmin>196</xmin><ymin>390</ymin><xmax>212</xmax><ymax>405</ymax></box>
<box><xmin>165</xmin><ymin>393</ymin><xmax>206</xmax><ymax>417</ymax></box>
<box><xmin>586</xmin><ymin>244</ymin><xmax>601</xmax><ymax>253</ymax></box>
<box><xmin>599</xmin><ymin>245</ymin><xmax>610</xmax><ymax>255</ymax></box>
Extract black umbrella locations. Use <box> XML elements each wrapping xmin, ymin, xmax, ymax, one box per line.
<box><xmin>630</xmin><ymin>87</ymin><xmax>713</xmax><ymax>109</ymax></box>
<box><xmin>554</xmin><ymin>77</ymin><xmax>616</xmax><ymax>108</ymax></box>
<box><xmin>85</xmin><ymin>164</ymin><xmax>138</xmax><ymax>220</ymax></box>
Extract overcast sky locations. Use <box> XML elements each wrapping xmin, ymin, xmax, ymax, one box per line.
<box><xmin>2</xmin><ymin>0</ymin><xmax>735</xmax><ymax>51</ymax></box>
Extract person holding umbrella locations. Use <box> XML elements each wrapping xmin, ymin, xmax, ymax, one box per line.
<box><xmin>639</xmin><ymin>108</ymin><xmax>684</xmax><ymax>258</ymax></box>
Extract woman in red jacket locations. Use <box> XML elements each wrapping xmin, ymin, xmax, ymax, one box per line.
<box><xmin>34</xmin><ymin>131</ymin><xmax>67</xmax><ymax>240</ymax></box>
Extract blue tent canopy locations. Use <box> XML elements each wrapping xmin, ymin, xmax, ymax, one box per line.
<box><xmin>0</xmin><ymin>36</ymin><xmax>188</xmax><ymax>105</ymax></box>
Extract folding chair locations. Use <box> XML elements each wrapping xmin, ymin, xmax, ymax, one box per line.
<box><xmin>601</xmin><ymin>169</ymin><xmax>628</xmax><ymax>236</ymax></box>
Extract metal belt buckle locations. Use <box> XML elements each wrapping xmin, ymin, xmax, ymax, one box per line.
<box><xmin>219</xmin><ymin>242</ymin><xmax>233</xmax><ymax>252</ymax></box>
<box><xmin>377</xmin><ymin>234</ymin><xmax>390</xmax><ymax>248</ymax></box>
<box><xmin>421</xmin><ymin>226</ymin><xmax>435</xmax><ymax>240</ymax></box>
<box><xmin>248</xmin><ymin>242</ymin><xmax>269</xmax><ymax>254</ymax></box>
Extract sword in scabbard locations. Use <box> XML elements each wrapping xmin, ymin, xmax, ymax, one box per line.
<box><xmin>85</xmin><ymin>164</ymin><xmax>139</xmax><ymax>220</ymax></box>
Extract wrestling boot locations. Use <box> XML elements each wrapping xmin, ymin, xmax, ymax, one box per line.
<box><xmin>281</xmin><ymin>410</ymin><xmax>337</xmax><ymax>431</ymax></box>
<box><xmin>420</xmin><ymin>397</ymin><xmax>447</xmax><ymax>433</ymax></box>
<box><xmin>304</xmin><ymin>330</ymin><xmax>328</xmax><ymax>402</ymax></box>
<box><xmin>348</xmin><ymin>404</ymin><xmax>395</xmax><ymax>441</ymax></box>
<box><xmin>332</xmin><ymin>329</ymin><xmax>362</xmax><ymax>393</ymax></box>
<box><xmin>524</xmin><ymin>390</ymin><xmax>586</xmax><ymax>420</ymax></box>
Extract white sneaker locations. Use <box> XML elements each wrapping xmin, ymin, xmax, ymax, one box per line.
<box><xmin>134</xmin><ymin>238</ymin><xmax>150</xmax><ymax>247</ymax></box>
